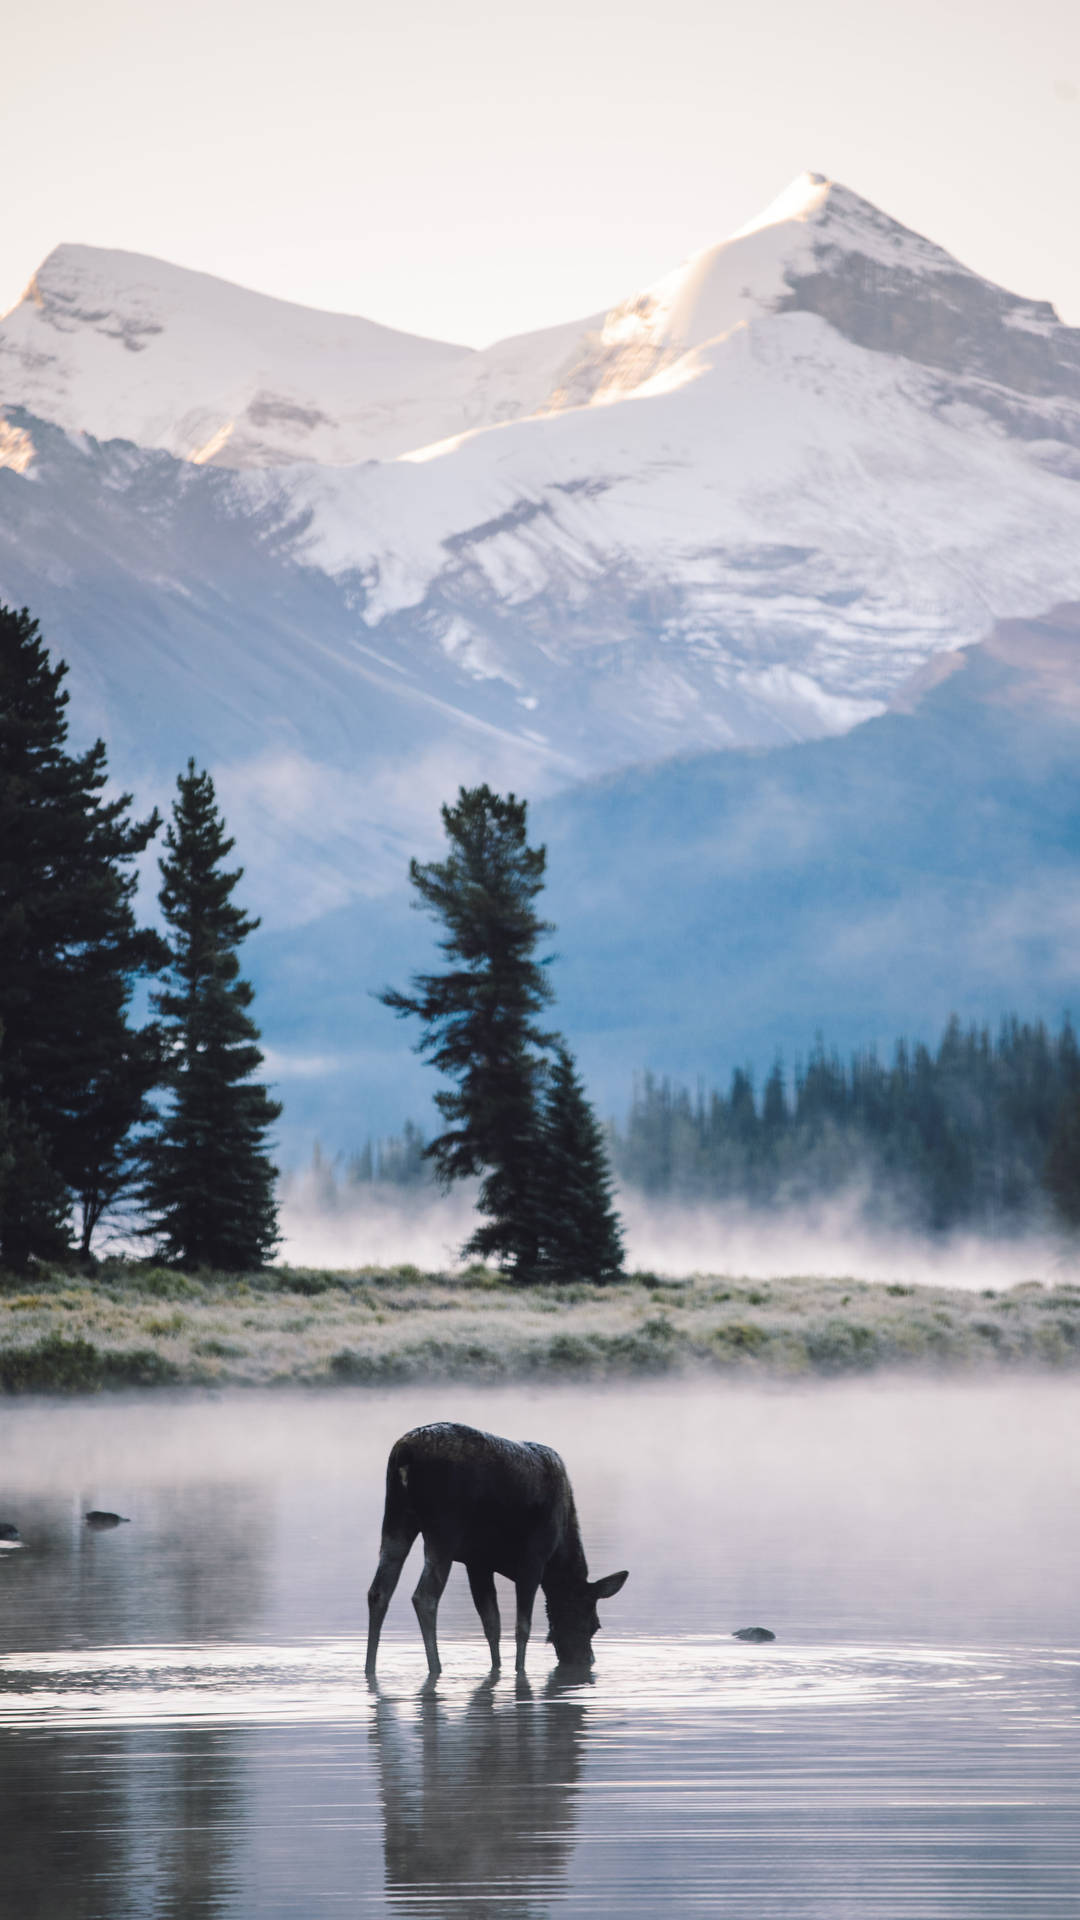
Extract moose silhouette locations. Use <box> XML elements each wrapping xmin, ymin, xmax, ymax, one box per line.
<box><xmin>365</xmin><ymin>1422</ymin><xmax>628</xmax><ymax>1677</ymax></box>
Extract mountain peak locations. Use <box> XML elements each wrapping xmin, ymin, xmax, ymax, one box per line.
<box><xmin>0</xmin><ymin>240</ymin><xmax>473</xmax><ymax>468</ymax></box>
<box><xmin>558</xmin><ymin>173</ymin><xmax>915</xmax><ymax>376</ymax></box>
<box><xmin>731</xmin><ymin>169</ymin><xmax>835</xmax><ymax>238</ymax></box>
<box><xmin>601</xmin><ymin>169</ymin><xmax>1079</xmax><ymax>403</ymax></box>
<box><xmin>9</xmin><ymin>239</ymin><xmax>469</xmax><ymax>357</ymax></box>
<box><xmin>728</xmin><ymin>170</ymin><xmax>992</xmax><ymax>281</ymax></box>
<box><xmin>3</xmin><ymin>178</ymin><xmax>1079</xmax><ymax>471</ymax></box>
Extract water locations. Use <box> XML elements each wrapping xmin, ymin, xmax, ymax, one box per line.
<box><xmin>1</xmin><ymin>1378</ymin><xmax>1078</xmax><ymax>1916</ymax></box>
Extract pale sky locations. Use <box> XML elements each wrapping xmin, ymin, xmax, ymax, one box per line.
<box><xmin>3</xmin><ymin>0</ymin><xmax>1078</xmax><ymax>346</ymax></box>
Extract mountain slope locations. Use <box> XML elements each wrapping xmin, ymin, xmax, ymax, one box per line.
<box><xmin>5</xmin><ymin>177</ymin><xmax>1080</xmax><ymax>792</ymax></box>
<box><xmin>0</xmin><ymin>244</ymin><xmax>472</xmax><ymax>467</ymax></box>
<box><xmin>6</xmin><ymin>174</ymin><xmax>1080</xmax><ymax>476</ymax></box>
<box><xmin>0</xmin><ymin>242</ymin><xmax>609</xmax><ymax>467</ymax></box>
<box><xmin>275</xmin><ymin>297</ymin><xmax>1080</xmax><ymax>740</ymax></box>
<box><xmin>3</xmin><ymin>176</ymin><xmax>1080</xmax><ymax>1160</ymax></box>
<box><xmin>250</xmin><ymin>604</ymin><xmax>1080</xmax><ymax>1150</ymax></box>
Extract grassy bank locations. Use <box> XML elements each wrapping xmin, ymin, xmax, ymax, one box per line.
<box><xmin>1</xmin><ymin>1260</ymin><xmax>1079</xmax><ymax>1392</ymax></box>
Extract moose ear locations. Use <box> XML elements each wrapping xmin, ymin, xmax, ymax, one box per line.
<box><xmin>590</xmin><ymin>1569</ymin><xmax>629</xmax><ymax>1600</ymax></box>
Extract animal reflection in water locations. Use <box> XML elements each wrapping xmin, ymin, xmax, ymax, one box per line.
<box><xmin>371</xmin><ymin>1676</ymin><xmax>586</xmax><ymax>1913</ymax></box>
<box><xmin>366</xmin><ymin>1423</ymin><xmax>628</xmax><ymax>1677</ymax></box>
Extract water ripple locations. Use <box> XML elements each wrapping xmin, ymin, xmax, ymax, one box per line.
<box><xmin>0</xmin><ymin>1633</ymin><xmax>1074</xmax><ymax>1732</ymax></box>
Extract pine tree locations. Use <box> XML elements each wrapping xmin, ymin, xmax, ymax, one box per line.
<box><xmin>381</xmin><ymin>785</ymin><xmax>555</xmax><ymax>1278</ymax></box>
<box><xmin>1044</xmin><ymin>1019</ymin><xmax>1080</xmax><ymax>1229</ymax></box>
<box><xmin>0</xmin><ymin>1036</ymin><xmax>70</xmax><ymax>1266</ymax></box>
<box><xmin>536</xmin><ymin>1045</ymin><xmax>624</xmax><ymax>1282</ymax></box>
<box><xmin>762</xmin><ymin>1058</ymin><xmax>787</xmax><ymax>1133</ymax></box>
<box><xmin>145</xmin><ymin>761</ymin><xmax>281</xmax><ymax>1269</ymax></box>
<box><xmin>0</xmin><ymin>606</ymin><xmax>165</xmax><ymax>1267</ymax></box>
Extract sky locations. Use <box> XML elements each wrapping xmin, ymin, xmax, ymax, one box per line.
<box><xmin>2</xmin><ymin>0</ymin><xmax>1078</xmax><ymax>346</ymax></box>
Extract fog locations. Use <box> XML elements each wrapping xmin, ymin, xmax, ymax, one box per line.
<box><xmin>3</xmin><ymin>1381</ymin><xmax>1078</xmax><ymax>1914</ymax></box>
<box><xmin>276</xmin><ymin>1171</ymin><xmax>1073</xmax><ymax>1291</ymax></box>
<box><xmin>2</xmin><ymin>1378</ymin><xmax>1079</xmax><ymax>1646</ymax></box>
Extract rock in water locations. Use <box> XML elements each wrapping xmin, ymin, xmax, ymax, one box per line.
<box><xmin>0</xmin><ymin>1522</ymin><xmax>21</xmax><ymax>1543</ymax></box>
<box><xmin>733</xmin><ymin>1626</ymin><xmax>776</xmax><ymax>1643</ymax></box>
<box><xmin>85</xmin><ymin>1511</ymin><xmax>130</xmax><ymax>1529</ymax></box>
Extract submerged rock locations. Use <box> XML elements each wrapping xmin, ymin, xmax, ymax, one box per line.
<box><xmin>85</xmin><ymin>1511</ymin><xmax>130</xmax><ymax>1529</ymax></box>
<box><xmin>732</xmin><ymin>1626</ymin><xmax>776</xmax><ymax>1643</ymax></box>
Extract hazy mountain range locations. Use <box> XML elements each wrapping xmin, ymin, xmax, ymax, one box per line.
<box><xmin>2</xmin><ymin>173</ymin><xmax>1078</xmax><ymax>1150</ymax></box>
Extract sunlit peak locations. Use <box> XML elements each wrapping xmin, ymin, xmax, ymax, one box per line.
<box><xmin>731</xmin><ymin>171</ymin><xmax>833</xmax><ymax>242</ymax></box>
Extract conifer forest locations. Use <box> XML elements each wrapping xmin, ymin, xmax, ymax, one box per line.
<box><xmin>5</xmin><ymin>601</ymin><xmax>1080</xmax><ymax>1277</ymax></box>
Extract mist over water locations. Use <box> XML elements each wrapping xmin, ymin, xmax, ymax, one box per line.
<box><xmin>277</xmin><ymin>1171</ymin><xmax>1071</xmax><ymax>1289</ymax></box>
<box><xmin>0</xmin><ymin>1380</ymin><xmax>1078</xmax><ymax>1916</ymax></box>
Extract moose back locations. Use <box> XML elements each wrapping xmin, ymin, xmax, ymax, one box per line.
<box><xmin>365</xmin><ymin>1422</ymin><xmax>628</xmax><ymax>1676</ymax></box>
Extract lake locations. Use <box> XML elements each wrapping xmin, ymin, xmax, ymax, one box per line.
<box><xmin>1</xmin><ymin>1377</ymin><xmax>1078</xmax><ymax>1916</ymax></box>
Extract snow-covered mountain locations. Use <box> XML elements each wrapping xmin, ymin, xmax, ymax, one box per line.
<box><xmin>3</xmin><ymin>173</ymin><xmax>1080</xmax><ymax>1140</ymax></box>
<box><xmin>0</xmin><ymin>244</ymin><xmax>469</xmax><ymax>466</ymax></box>
<box><xmin>6</xmin><ymin>175</ymin><xmax>1080</xmax><ymax>472</ymax></box>
<box><xmin>261</xmin><ymin>173</ymin><xmax>1080</xmax><ymax>743</ymax></box>
<box><xmin>4</xmin><ymin>176</ymin><xmax>1080</xmax><ymax>770</ymax></box>
<box><xmin>0</xmin><ymin>240</ymin><xmax>609</xmax><ymax>467</ymax></box>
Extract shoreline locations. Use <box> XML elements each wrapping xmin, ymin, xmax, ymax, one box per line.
<box><xmin>1</xmin><ymin>1262</ymin><xmax>1079</xmax><ymax>1392</ymax></box>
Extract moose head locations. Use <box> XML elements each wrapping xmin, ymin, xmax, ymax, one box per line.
<box><xmin>546</xmin><ymin>1569</ymin><xmax>629</xmax><ymax>1669</ymax></box>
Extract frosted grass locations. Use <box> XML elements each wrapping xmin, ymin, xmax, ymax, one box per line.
<box><xmin>2</xmin><ymin>1260</ymin><xmax>1080</xmax><ymax>1388</ymax></box>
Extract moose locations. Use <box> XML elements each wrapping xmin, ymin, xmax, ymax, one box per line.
<box><xmin>365</xmin><ymin>1422</ymin><xmax>628</xmax><ymax>1677</ymax></box>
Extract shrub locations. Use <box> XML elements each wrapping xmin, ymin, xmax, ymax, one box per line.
<box><xmin>329</xmin><ymin>1347</ymin><xmax>409</xmax><ymax>1384</ymax></box>
<box><xmin>144</xmin><ymin>1311</ymin><xmax>188</xmax><ymax>1337</ymax></box>
<box><xmin>137</xmin><ymin>1269</ymin><xmax>200</xmax><ymax>1301</ymax></box>
<box><xmin>714</xmin><ymin>1320</ymin><xmax>768</xmax><ymax>1354</ymax></box>
<box><xmin>543</xmin><ymin>1333</ymin><xmax>596</xmax><ymax>1372</ymax></box>
<box><xmin>275</xmin><ymin>1268</ymin><xmax>338</xmax><ymax>1297</ymax></box>
<box><xmin>803</xmin><ymin>1318</ymin><xmax>880</xmax><ymax>1374</ymax></box>
<box><xmin>0</xmin><ymin>1333</ymin><xmax>179</xmax><ymax>1393</ymax></box>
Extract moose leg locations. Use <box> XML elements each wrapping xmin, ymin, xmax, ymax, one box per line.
<box><xmin>513</xmin><ymin>1575</ymin><xmax>540</xmax><ymax>1674</ymax></box>
<box><xmin>467</xmin><ymin>1563</ymin><xmax>502</xmax><ymax>1671</ymax></box>
<box><xmin>366</xmin><ymin>1531</ymin><xmax>415</xmax><ymax>1677</ymax></box>
<box><xmin>412</xmin><ymin>1544</ymin><xmax>452</xmax><ymax>1677</ymax></box>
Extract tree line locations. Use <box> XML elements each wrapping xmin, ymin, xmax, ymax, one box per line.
<box><xmin>0</xmin><ymin>607</ymin><xmax>279</xmax><ymax>1272</ymax></box>
<box><xmin>333</xmin><ymin>1013</ymin><xmax>1080</xmax><ymax>1234</ymax></box>
<box><xmin>9</xmin><ymin>599</ymin><xmax>1080</xmax><ymax>1277</ymax></box>
<box><xmin>610</xmin><ymin>1018</ymin><xmax>1080</xmax><ymax>1230</ymax></box>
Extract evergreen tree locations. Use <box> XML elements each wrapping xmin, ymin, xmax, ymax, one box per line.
<box><xmin>1043</xmin><ymin>1099</ymin><xmax>1080</xmax><ymax>1226</ymax></box>
<box><xmin>536</xmin><ymin>1045</ymin><xmax>624</xmax><ymax>1282</ymax></box>
<box><xmin>144</xmin><ymin>761</ymin><xmax>280</xmax><ymax>1269</ymax></box>
<box><xmin>1044</xmin><ymin>1019</ymin><xmax>1080</xmax><ymax>1228</ymax></box>
<box><xmin>0</xmin><ymin>1033</ymin><xmax>70</xmax><ymax>1266</ymax></box>
<box><xmin>611</xmin><ymin>1010</ymin><xmax>1080</xmax><ymax>1230</ymax></box>
<box><xmin>762</xmin><ymin>1058</ymin><xmax>787</xmax><ymax>1134</ymax></box>
<box><xmin>381</xmin><ymin>785</ymin><xmax>555</xmax><ymax>1277</ymax></box>
<box><xmin>0</xmin><ymin>606</ymin><xmax>165</xmax><ymax>1267</ymax></box>
<box><xmin>72</xmin><ymin>1026</ymin><xmax>166</xmax><ymax>1255</ymax></box>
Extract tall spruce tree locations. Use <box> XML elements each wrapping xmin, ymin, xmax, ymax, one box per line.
<box><xmin>0</xmin><ymin>606</ymin><xmax>165</xmax><ymax>1267</ymax></box>
<box><xmin>536</xmin><ymin>1045</ymin><xmax>624</xmax><ymax>1282</ymax></box>
<box><xmin>381</xmin><ymin>785</ymin><xmax>555</xmax><ymax>1277</ymax></box>
<box><xmin>383</xmin><ymin>786</ymin><xmax>626</xmax><ymax>1280</ymax></box>
<box><xmin>145</xmin><ymin>761</ymin><xmax>280</xmax><ymax>1269</ymax></box>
